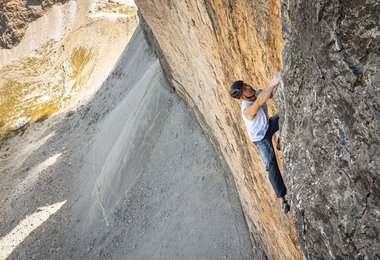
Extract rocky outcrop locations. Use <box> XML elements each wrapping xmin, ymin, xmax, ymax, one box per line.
<box><xmin>137</xmin><ymin>0</ymin><xmax>379</xmax><ymax>258</ymax></box>
<box><xmin>136</xmin><ymin>1</ymin><xmax>302</xmax><ymax>259</ymax></box>
<box><xmin>0</xmin><ymin>0</ymin><xmax>70</xmax><ymax>49</ymax></box>
<box><xmin>279</xmin><ymin>0</ymin><xmax>380</xmax><ymax>258</ymax></box>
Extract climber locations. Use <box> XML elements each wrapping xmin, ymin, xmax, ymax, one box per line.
<box><xmin>229</xmin><ymin>72</ymin><xmax>290</xmax><ymax>214</ymax></box>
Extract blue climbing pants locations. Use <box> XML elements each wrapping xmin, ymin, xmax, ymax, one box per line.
<box><xmin>253</xmin><ymin>114</ymin><xmax>287</xmax><ymax>198</ymax></box>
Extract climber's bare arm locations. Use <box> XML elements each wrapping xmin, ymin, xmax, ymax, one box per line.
<box><xmin>243</xmin><ymin>85</ymin><xmax>276</xmax><ymax>120</ymax></box>
<box><xmin>243</xmin><ymin>72</ymin><xmax>282</xmax><ymax>120</ymax></box>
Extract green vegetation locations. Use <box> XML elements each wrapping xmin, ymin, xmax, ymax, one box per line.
<box><xmin>30</xmin><ymin>103</ymin><xmax>59</xmax><ymax>123</ymax></box>
<box><xmin>0</xmin><ymin>45</ymin><xmax>95</xmax><ymax>137</ymax></box>
<box><xmin>71</xmin><ymin>47</ymin><xmax>92</xmax><ymax>78</ymax></box>
<box><xmin>97</xmin><ymin>2</ymin><xmax>136</xmax><ymax>15</ymax></box>
<box><xmin>0</xmin><ymin>79</ymin><xmax>58</xmax><ymax>136</ymax></box>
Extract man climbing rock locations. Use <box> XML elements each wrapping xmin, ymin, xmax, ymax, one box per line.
<box><xmin>229</xmin><ymin>72</ymin><xmax>290</xmax><ymax>214</ymax></box>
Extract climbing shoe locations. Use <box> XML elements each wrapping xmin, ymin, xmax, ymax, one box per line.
<box><xmin>281</xmin><ymin>200</ymin><xmax>290</xmax><ymax>214</ymax></box>
<box><xmin>276</xmin><ymin>136</ymin><xmax>281</xmax><ymax>151</ymax></box>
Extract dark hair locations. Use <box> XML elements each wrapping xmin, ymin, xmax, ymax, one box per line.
<box><xmin>229</xmin><ymin>80</ymin><xmax>243</xmax><ymax>99</ymax></box>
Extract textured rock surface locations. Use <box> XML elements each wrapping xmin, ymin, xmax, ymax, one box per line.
<box><xmin>279</xmin><ymin>0</ymin><xmax>380</xmax><ymax>258</ymax></box>
<box><xmin>0</xmin><ymin>0</ymin><xmax>71</xmax><ymax>49</ymax></box>
<box><xmin>136</xmin><ymin>0</ymin><xmax>302</xmax><ymax>259</ymax></box>
<box><xmin>2</xmin><ymin>0</ymin><xmax>377</xmax><ymax>258</ymax></box>
<box><xmin>137</xmin><ymin>0</ymin><xmax>379</xmax><ymax>258</ymax></box>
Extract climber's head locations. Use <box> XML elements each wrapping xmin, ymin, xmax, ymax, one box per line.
<box><xmin>229</xmin><ymin>80</ymin><xmax>244</xmax><ymax>99</ymax></box>
<box><xmin>229</xmin><ymin>80</ymin><xmax>256</xmax><ymax>100</ymax></box>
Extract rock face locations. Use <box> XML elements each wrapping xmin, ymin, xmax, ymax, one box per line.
<box><xmin>1</xmin><ymin>0</ymin><xmax>378</xmax><ymax>258</ymax></box>
<box><xmin>136</xmin><ymin>1</ymin><xmax>302</xmax><ymax>259</ymax></box>
<box><xmin>280</xmin><ymin>0</ymin><xmax>380</xmax><ymax>258</ymax></box>
<box><xmin>0</xmin><ymin>0</ymin><xmax>70</xmax><ymax>49</ymax></box>
<box><xmin>137</xmin><ymin>0</ymin><xmax>379</xmax><ymax>258</ymax></box>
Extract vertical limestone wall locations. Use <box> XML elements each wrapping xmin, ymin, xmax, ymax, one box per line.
<box><xmin>136</xmin><ymin>1</ymin><xmax>302</xmax><ymax>259</ymax></box>
<box><xmin>280</xmin><ymin>0</ymin><xmax>380</xmax><ymax>258</ymax></box>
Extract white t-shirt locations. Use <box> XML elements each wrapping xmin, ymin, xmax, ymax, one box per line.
<box><xmin>241</xmin><ymin>90</ymin><xmax>269</xmax><ymax>142</ymax></box>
